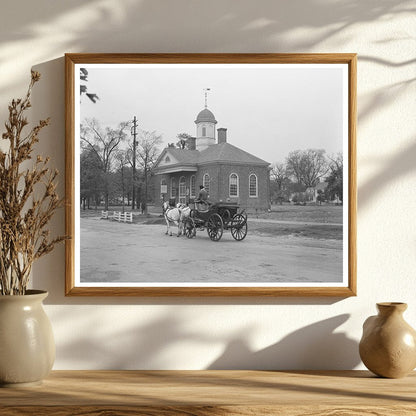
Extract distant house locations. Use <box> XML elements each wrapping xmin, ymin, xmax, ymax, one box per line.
<box><xmin>152</xmin><ymin>106</ymin><xmax>270</xmax><ymax>211</ymax></box>
<box><xmin>305</xmin><ymin>181</ymin><xmax>328</xmax><ymax>203</ymax></box>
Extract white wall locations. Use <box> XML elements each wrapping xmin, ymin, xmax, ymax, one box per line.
<box><xmin>1</xmin><ymin>0</ymin><xmax>415</xmax><ymax>370</ymax></box>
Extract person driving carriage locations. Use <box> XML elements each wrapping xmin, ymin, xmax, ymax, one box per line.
<box><xmin>195</xmin><ymin>185</ymin><xmax>211</xmax><ymax>211</ymax></box>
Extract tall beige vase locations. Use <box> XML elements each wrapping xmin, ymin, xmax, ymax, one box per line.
<box><xmin>0</xmin><ymin>290</ymin><xmax>55</xmax><ymax>387</ymax></box>
<box><xmin>359</xmin><ymin>302</ymin><xmax>416</xmax><ymax>378</ymax></box>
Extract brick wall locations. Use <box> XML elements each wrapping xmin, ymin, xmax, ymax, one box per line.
<box><xmin>154</xmin><ymin>164</ymin><xmax>270</xmax><ymax>211</ymax></box>
<box><xmin>199</xmin><ymin>163</ymin><xmax>270</xmax><ymax>211</ymax></box>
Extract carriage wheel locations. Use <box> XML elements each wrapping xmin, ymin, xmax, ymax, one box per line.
<box><xmin>231</xmin><ymin>213</ymin><xmax>248</xmax><ymax>241</ymax></box>
<box><xmin>207</xmin><ymin>213</ymin><xmax>223</xmax><ymax>241</ymax></box>
<box><xmin>184</xmin><ymin>218</ymin><xmax>196</xmax><ymax>239</ymax></box>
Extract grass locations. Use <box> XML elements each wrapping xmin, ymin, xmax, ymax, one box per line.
<box><xmin>249</xmin><ymin>222</ymin><xmax>342</xmax><ymax>240</ymax></box>
<box><xmin>256</xmin><ymin>203</ymin><xmax>343</xmax><ymax>224</ymax></box>
<box><xmin>80</xmin><ymin>203</ymin><xmax>343</xmax><ymax>240</ymax></box>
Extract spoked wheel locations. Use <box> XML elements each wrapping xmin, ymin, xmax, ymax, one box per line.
<box><xmin>184</xmin><ymin>217</ymin><xmax>196</xmax><ymax>239</ymax></box>
<box><xmin>230</xmin><ymin>213</ymin><xmax>248</xmax><ymax>241</ymax></box>
<box><xmin>207</xmin><ymin>213</ymin><xmax>223</xmax><ymax>241</ymax></box>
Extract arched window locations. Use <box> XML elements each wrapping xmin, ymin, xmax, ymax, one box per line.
<box><xmin>190</xmin><ymin>175</ymin><xmax>196</xmax><ymax>198</ymax></box>
<box><xmin>229</xmin><ymin>173</ymin><xmax>239</xmax><ymax>197</ymax></box>
<box><xmin>170</xmin><ymin>177</ymin><xmax>176</xmax><ymax>199</ymax></box>
<box><xmin>160</xmin><ymin>179</ymin><xmax>167</xmax><ymax>195</ymax></box>
<box><xmin>203</xmin><ymin>173</ymin><xmax>210</xmax><ymax>195</ymax></box>
<box><xmin>179</xmin><ymin>176</ymin><xmax>186</xmax><ymax>204</ymax></box>
<box><xmin>249</xmin><ymin>174</ymin><xmax>258</xmax><ymax>197</ymax></box>
<box><xmin>202</xmin><ymin>126</ymin><xmax>206</xmax><ymax>136</ymax></box>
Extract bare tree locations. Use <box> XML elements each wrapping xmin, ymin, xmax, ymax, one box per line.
<box><xmin>80</xmin><ymin>118</ymin><xmax>128</xmax><ymax>210</ymax></box>
<box><xmin>114</xmin><ymin>150</ymin><xmax>130</xmax><ymax>212</ymax></box>
<box><xmin>286</xmin><ymin>149</ymin><xmax>329</xmax><ymax>188</ymax></box>
<box><xmin>270</xmin><ymin>162</ymin><xmax>288</xmax><ymax>189</ymax></box>
<box><xmin>270</xmin><ymin>162</ymin><xmax>291</xmax><ymax>204</ymax></box>
<box><xmin>135</xmin><ymin>130</ymin><xmax>163</xmax><ymax>213</ymax></box>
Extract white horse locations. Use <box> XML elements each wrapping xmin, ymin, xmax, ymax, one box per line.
<box><xmin>176</xmin><ymin>203</ymin><xmax>191</xmax><ymax>222</ymax></box>
<box><xmin>162</xmin><ymin>202</ymin><xmax>190</xmax><ymax>236</ymax></box>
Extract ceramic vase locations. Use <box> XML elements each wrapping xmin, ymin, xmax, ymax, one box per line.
<box><xmin>359</xmin><ymin>302</ymin><xmax>416</xmax><ymax>378</ymax></box>
<box><xmin>0</xmin><ymin>290</ymin><xmax>55</xmax><ymax>387</ymax></box>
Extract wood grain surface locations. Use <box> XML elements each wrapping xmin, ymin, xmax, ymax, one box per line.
<box><xmin>1</xmin><ymin>370</ymin><xmax>415</xmax><ymax>415</ymax></box>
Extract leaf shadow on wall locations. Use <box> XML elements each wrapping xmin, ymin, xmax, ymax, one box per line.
<box><xmin>53</xmin><ymin>309</ymin><xmax>219</xmax><ymax>369</ymax></box>
<box><xmin>358</xmin><ymin>138</ymin><xmax>416</xmax><ymax>210</ymax></box>
<box><xmin>0</xmin><ymin>0</ymin><xmax>414</xmax><ymax>98</ymax></box>
<box><xmin>207</xmin><ymin>314</ymin><xmax>360</xmax><ymax>370</ymax></box>
<box><xmin>52</xmin><ymin>307</ymin><xmax>359</xmax><ymax>370</ymax></box>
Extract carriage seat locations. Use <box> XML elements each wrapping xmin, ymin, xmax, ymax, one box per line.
<box><xmin>195</xmin><ymin>200</ymin><xmax>210</xmax><ymax>213</ymax></box>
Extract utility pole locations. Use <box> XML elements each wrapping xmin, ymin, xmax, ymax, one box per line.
<box><xmin>131</xmin><ymin>116</ymin><xmax>138</xmax><ymax>210</ymax></box>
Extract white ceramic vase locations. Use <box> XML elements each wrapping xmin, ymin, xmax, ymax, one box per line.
<box><xmin>0</xmin><ymin>290</ymin><xmax>55</xmax><ymax>387</ymax></box>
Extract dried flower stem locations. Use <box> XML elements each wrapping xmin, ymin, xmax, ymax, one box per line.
<box><xmin>0</xmin><ymin>71</ymin><xmax>65</xmax><ymax>295</ymax></box>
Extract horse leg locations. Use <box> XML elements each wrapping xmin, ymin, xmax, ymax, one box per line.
<box><xmin>165</xmin><ymin>216</ymin><xmax>171</xmax><ymax>236</ymax></box>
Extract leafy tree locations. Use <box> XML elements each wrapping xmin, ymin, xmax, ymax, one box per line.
<box><xmin>80</xmin><ymin>148</ymin><xmax>102</xmax><ymax>210</ymax></box>
<box><xmin>316</xmin><ymin>189</ymin><xmax>326</xmax><ymax>205</ymax></box>
<box><xmin>291</xmin><ymin>192</ymin><xmax>307</xmax><ymax>205</ymax></box>
<box><xmin>176</xmin><ymin>132</ymin><xmax>193</xmax><ymax>149</ymax></box>
<box><xmin>286</xmin><ymin>149</ymin><xmax>329</xmax><ymax>188</ymax></box>
<box><xmin>326</xmin><ymin>153</ymin><xmax>343</xmax><ymax>203</ymax></box>
<box><xmin>80</xmin><ymin>118</ymin><xmax>128</xmax><ymax>210</ymax></box>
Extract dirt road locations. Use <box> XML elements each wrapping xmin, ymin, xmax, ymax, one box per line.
<box><xmin>80</xmin><ymin>217</ymin><xmax>342</xmax><ymax>284</ymax></box>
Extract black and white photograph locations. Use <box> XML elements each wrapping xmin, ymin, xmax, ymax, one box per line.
<box><xmin>65</xmin><ymin>54</ymin><xmax>356</xmax><ymax>296</ymax></box>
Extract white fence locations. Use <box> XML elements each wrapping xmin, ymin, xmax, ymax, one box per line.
<box><xmin>101</xmin><ymin>211</ymin><xmax>133</xmax><ymax>223</ymax></box>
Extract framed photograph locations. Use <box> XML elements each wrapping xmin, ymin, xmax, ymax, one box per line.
<box><xmin>65</xmin><ymin>53</ymin><xmax>356</xmax><ymax>296</ymax></box>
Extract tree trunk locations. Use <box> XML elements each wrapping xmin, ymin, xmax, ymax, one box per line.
<box><xmin>121</xmin><ymin>167</ymin><xmax>125</xmax><ymax>213</ymax></box>
<box><xmin>144</xmin><ymin>169</ymin><xmax>148</xmax><ymax>214</ymax></box>
<box><xmin>104</xmin><ymin>192</ymin><xmax>109</xmax><ymax>211</ymax></box>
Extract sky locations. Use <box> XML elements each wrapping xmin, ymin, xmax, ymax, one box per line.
<box><xmin>78</xmin><ymin>63</ymin><xmax>347</xmax><ymax>164</ymax></box>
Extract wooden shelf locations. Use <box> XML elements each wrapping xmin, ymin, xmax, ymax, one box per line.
<box><xmin>1</xmin><ymin>370</ymin><xmax>415</xmax><ymax>415</ymax></box>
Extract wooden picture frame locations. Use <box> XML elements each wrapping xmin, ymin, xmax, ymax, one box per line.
<box><xmin>65</xmin><ymin>53</ymin><xmax>356</xmax><ymax>296</ymax></box>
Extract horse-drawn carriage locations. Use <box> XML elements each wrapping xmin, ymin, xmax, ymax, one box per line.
<box><xmin>183</xmin><ymin>201</ymin><xmax>248</xmax><ymax>242</ymax></box>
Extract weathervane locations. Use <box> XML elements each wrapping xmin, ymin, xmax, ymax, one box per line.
<box><xmin>203</xmin><ymin>88</ymin><xmax>211</xmax><ymax>108</ymax></box>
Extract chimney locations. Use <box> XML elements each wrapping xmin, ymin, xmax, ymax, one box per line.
<box><xmin>187</xmin><ymin>137</ymin><xmax>196</xmax><ymax>150</ymax></box>
<box><xmin>217</xmin><ymin>128</ymin><xmax>227</xmax><ymax>144</ymax></box>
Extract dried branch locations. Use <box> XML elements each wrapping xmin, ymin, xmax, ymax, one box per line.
<box><xmin>0</xmin><ymin>71</ymin><xmax>66</xmax><ymax>295</ymax></box>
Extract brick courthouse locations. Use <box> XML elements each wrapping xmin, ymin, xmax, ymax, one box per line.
<box><xmin>153</xmin><ymin>106</ymin><xmax>270</xmax><ymax>212</ymax></box>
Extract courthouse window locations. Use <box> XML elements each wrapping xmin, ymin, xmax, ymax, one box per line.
<box><xmin>249</xmin><ymin>174</ymin><xmax>258</xmax><ymax>197</ymax></box>
<box><xmin>229</xmin><ymin>173</ymin><xmax>239</xmax><ymax>197</ymax></box>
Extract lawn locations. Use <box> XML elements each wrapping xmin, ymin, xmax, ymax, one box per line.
<box><xmin>79</xmin><ymin>203</ymin><xmax>344</xmax><ymax>240</ymax></box>
<box><xmin>248</xmin><ymin>222</ymin><xmax>342</xmax><ymax>240</ymax></box>
<box><xmin>257</xmin><ymin>203</ymin><xmax>343</xmax><ymax>224</ymax></box>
